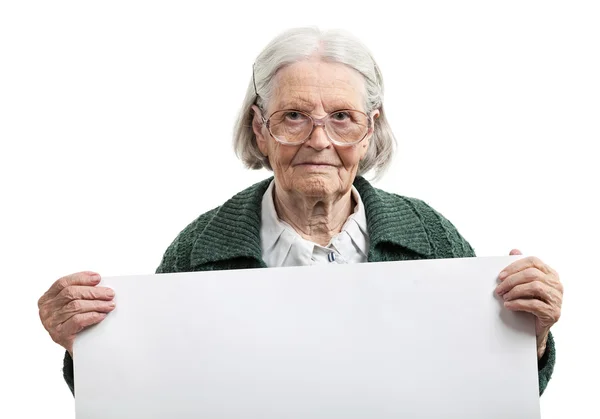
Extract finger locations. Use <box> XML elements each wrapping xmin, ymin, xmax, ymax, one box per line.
<box><xmin>55</xmin><ymin>299</ymin><xmax>116</xmax><ymax>325</ymax></box>
<box><xmin>496</xmin><ymin>267</ymin><xmax>545</xmax><ymax>296</ymax></box>
<box><xmin>497</xmin><ymin>256</ymin><xmax>551</xmax><ymax>282</ymax></box>
<box><xmin>56</xmin><ymin>285</ymin><xmax>115</xmax><ymax>304</ymax></box>
<box><xmin>503</xmin><ymin>297</ymin><xmax>549</xmax><ymax>317</ymax></box>
<box><xmin>46</xmin><ymin>272</ymin><xmax>102</xmax><ymax>300</ymax></box>
<box><xmin>503</xmin><ymin>298</ymin><xmax>560</xmax><ymax>328</ymax></box>
<box><xmin>59</xmin><ymin>312</ymin><xmax>108</xmax><ymax>337</ymax></box>
<box><xmin>39</xmin><ymin>286</ymin><xmax>114</xmax><ymax>329</ymax></box>
<box><xmin>502</xmin><ymin>281</ymin><xmax>554</xmax><ymax>304</ymax></box>
<box><xmin>509</xmin><ymin>249</ymin><xmax>522</xmax><ymax>256</ymax></box>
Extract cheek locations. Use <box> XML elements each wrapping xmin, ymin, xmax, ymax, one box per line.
<box><xmin>269</xmin><ymin>142</ymin><xmax>297</xmax><ymax>169</ymax></box>
<box><xmin>337</xmin><ymin>147</ymin><xmax>364</xmax><ymax>169</ymax></box>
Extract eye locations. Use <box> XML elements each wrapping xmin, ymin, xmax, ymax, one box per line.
<box><xmin>285</xmin><ymin>111</ymin><xmax>305</xmax><ymax>121</ymax></box>
<box><xmin>331</xmin><ymin>111</ymin><xmax>350</xmax><ymax>121</ymax></box>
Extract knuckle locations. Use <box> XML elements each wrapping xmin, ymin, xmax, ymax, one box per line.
<box><xmin>542</xmin><ymin>289</ymin><xmax>554</xmax><ymax>304</ymax></box>
<box><xmin>52</xmin><ymin>323</ymin><xmax>64</xmax><ymax>339</ymax></box>
<box><xmin>74</xmin><ymin>312</ymin><xmax>88</xmax><ymax>326</ymax></box>
<box><xmin>524</xmin><ymin>267</ymin><xmax>538</xmax><ymax>280</ymax></box>
<box><xmin>556</xmin><ymin>293</ymin><xmax>563</xmax><ymax>306</ymax></box>
<box><xmin>56</xmin><ymin>278</ymin><xmax>69</xmax><ymax>291</ymax></box>
<box><xmin>66</xmin><ymin>300</ymin><xmax>81</xmax><ymax>312</ymax></box>
<box><xmin>531</xmin><ymin>281</ymin><xmax>544</xmax><ymax>294</ymax></box>
<box><xmin>69</xmin><ymin>314</ymin><xmax>82</xmax><ymax>328</ymax></box>
<box><xmin>530</xmin><ymin>256</ymin><xmax>544</xmax><ymax>268</ymax></box>
<box><xmin>83</xmin><ymin>312</ymin><xmax>105</xmax><ymax>328</ymax></box>
<box><xmin>62</xmin><ymin>287</ymin><xmax>76</xmax><ymax>300</ymax></box>
<box><xmin>542</xmin><ymin>286</ymin><xmax>553</xmax><ymax>301</ymax></box>
<box><xmin>39</xmin><ymin>307</ymin><xmax>50</xmax><ymax>321</ymax></box>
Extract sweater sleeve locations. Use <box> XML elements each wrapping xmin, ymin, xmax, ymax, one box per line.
<box><xmin>537</xmin><ymin>331</ymin><xmax>556</xmax><ymax>395</ymax></box>
<box><xmin>63</xmin><ymin>350</ymin><xmax>74</xmax><ymax>396</ymax></box>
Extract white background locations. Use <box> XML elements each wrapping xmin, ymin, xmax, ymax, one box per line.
<box><xmin>1</xmin><ymin>1</ymin><xmax>598</xmax><ymax>418</ymax></box>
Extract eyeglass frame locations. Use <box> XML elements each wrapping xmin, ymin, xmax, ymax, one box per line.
<box><xmin>259</xmin><ymin>108</ymin><xmax>375</xmax><ymax>147</ymax></box>
<box><xmin>252</xmin><ymin>63</ymin><xmax>377</xmax><ymax>147</ymax></box>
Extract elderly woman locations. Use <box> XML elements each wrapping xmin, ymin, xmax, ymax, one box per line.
<box><xmin>38</xmin><ymin>27</ymin><xmax>563</xmax><ymax>398</ymax></box>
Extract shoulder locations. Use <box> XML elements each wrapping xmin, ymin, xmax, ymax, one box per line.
<box><xmin>393</xmin><ymin>193</ymin><xmax>477</xmax><ymax>258</ymax></box>
<box><xmin>155</xmin><ymin>206</ymin><xmax>221</xmax><ymax>274</ymax></box>
<box><xmin>354</xmin><ymin>177</ymin><xmax>476</xmax><ymax>259</ymax></box>
<box><xmin>155</xmin><ymin>178</ymin><xmax>272</xmax><ymax>273</ymax></box>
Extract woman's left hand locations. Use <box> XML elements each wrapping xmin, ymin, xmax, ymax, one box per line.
<box><xmin>495</xmin><ymin>249</ymin><xmax>563</xmax><ymax>360</ymax></box>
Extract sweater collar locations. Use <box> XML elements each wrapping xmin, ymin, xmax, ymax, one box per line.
<box><xmin>352</xmin><ymin>176</ymin><xmax>432</xmax><ymax>260</ymax></box>
<box><xmin>190</xmin><ymin>176</ymin><xmax>432</xmax><ymax>269</ymax></box>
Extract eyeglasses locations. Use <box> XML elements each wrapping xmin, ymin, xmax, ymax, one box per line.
<box><xmin>261</xmin><ymin>109</ymin><xmax>373</xmax><ymax>147</ymax></box>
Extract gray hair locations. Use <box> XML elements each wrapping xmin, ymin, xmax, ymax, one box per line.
<box><xmin>233</xmin><ymin>27</ymin><xmax>396</xmax><ymax>178</ymax></box>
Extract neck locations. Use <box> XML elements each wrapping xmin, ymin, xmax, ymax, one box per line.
<box><xmin>273</xmin><ymin>184</ymin><xmax>354</xmax><ymax>247</ymax></box>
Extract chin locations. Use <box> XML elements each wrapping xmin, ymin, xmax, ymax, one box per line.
<box><xmin>293</xmin><ymin>174</ymin><xmax>339</xmax><ymax>198</ymax></box>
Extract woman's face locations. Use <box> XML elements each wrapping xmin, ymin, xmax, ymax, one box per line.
<box><xmin>253</xmin><ymin>60</ymin><xmax>378</xmax><ymax>199</ymax></box>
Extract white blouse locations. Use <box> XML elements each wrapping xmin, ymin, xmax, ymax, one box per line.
<box><xmin>260</xmin><ymin>180</ymin><xmax>369</xmax><ymax>267</ymax></box>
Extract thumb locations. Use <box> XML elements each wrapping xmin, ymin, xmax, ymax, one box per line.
<box><xmin>509</xmin><ymin>249</ymin><xmax>523</xmax><ymax>256</ymax></box>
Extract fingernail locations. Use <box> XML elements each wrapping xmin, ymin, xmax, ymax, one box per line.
<box><xmin>91</xmin><ymin>274</ymin><xmax>101</xmax><ymax>282</ymax></box>
<box><xmin>109</xmin><ymin>301</ymin><xmax>116</xmax><ymax>308</ymax></box>
<box><xmin>498</xmin><ymin>271</ymin><xmax>507</xmax><ymax>280</ymax></box>
<box><xmin>107</xmin><ymin>289</ymin><xmax>115</xmax><ymax>297</ymax></box>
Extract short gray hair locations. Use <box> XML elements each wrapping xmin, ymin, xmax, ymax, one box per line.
<box><xmin>233</xmin><ymin>27</ymin><xmax>396</xmax><ymax>178</ymax></box>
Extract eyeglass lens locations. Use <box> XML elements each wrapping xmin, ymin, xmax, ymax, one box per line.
<box><xmin>269</xmin><ymin>110</ymin><xmax>369</xmax><ymax>144</ymax></box>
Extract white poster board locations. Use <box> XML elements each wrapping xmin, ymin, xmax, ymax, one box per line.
<box><xmin>74</xmin><ymin>256</ymin><xmax>540</xmax><ymax>419</ymax></box>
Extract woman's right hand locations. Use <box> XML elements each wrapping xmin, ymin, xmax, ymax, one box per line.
<box><xmin>38</xmin><ymin>271</ymin><xmax>116</xmax><ymax>356</ymax></box>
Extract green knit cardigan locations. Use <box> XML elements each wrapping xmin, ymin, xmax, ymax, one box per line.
<box><xmin>63</xmin><ymin>176</ymin><xmax>555</xmax><ymax>396</ymax></box>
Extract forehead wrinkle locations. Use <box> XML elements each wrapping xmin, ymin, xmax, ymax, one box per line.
<box><xmin>319</xmin><ymin>88</ymin><xmax>363</xmax><ymax>112</ymax></box>
<box><xmin>272</xmin><ymin>62</ymin><xmax>365</xmax><ymax>113</ymax></box>
<box><xmin>272</xmin><ymin>74</ymin><xmax>318</xmax><ymax>111</ymax></box>
<box><xmin>275</xmin><ymin>89</ymin><xmax>318</xmax><ymax>111</ymax></box>
<box><xmin>316</xmin><ymin>70</ymin><xmax>365</xmax><ymax>112</ymax></box>
<box><xmin>276</xmin><ymin>90</ymin><xmax>362</xmax><ymax>114</ymax></box>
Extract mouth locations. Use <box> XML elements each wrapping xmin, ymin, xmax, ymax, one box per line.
<box><xmin>296</xmin><ymin>162</ymin><xmax>335</xmax><ymax>166</ymax></box>
<box><xmin>295</xmin><ymin>163</ymin><xmax>337</xmax><ymax>172</ymax></box>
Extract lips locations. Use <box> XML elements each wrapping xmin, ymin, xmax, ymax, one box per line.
<box><xmin>298</xmin><ymin>162</ymin><xmax>333</xmax><ymax>165</ymax></box>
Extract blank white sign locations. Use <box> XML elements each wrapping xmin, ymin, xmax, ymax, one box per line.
<box><xmin>74</xmin><ymin>256</ymin><xmax>540</xmax><ymax>419</ymax></box>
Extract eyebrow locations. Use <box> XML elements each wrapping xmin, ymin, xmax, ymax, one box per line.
<box><xmin>277</xmin><ymin>98</ymin><xmax>314</xmax><ymax>110</ymax></box>
<box><xmin>276</xmin><ymin>99</ymin><xmax>361</xmax><ymax>112</ymax></box>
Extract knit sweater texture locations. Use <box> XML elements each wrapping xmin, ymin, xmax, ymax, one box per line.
<box><xmin>62</xmin><ymin>176</ymin><xmax>555</xmax><ymax>396</ymax></box>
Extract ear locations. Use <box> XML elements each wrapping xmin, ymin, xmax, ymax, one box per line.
<box><xmin>370</xmin><ymin>109</ymin><xmax>381</xmax><ymax>121</ymax></box>
<box><xmin>358</xmin><ymin>135</ymin><xmax>370</xmax><ymax>160</ymax></box>
<box><xmin>251</xmin><ymin>105</ymin><xmax>268</xmax><ymax>156</ymax></box>
<box><xmin>359</xmin><ymin>108</ymin><xmax>380</xmax><ymax>160</ymax></box>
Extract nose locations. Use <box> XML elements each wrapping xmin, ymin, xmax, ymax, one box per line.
<box><xmin>304</xmin><ymin>122</ymin><xmax>331</xmax><ymax>151</ymax></box>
